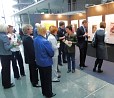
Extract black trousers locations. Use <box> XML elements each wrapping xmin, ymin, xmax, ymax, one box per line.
<box><xmin>29</xmin><ymin>61</ymin><xmax>38</xmax><ymax>85</ymax></box>
<box><xmin>0</xmin><ymin>55</ymin><xmax>11</xmax><ymax>87</ymax></box>
<box><xmin>79</xmin><ymin>46</ymin><xmax>87</xmax><ymax>67</ymax></box>
<box><xmin>11</xmin><ymin>51</ymin><xmax>25</xmax><ymax>78</ymax></box>
<box><xmin>94</xmin><ymin>58</ymin><xmax>103</xmax><ymax>70</ymax></box>
<box><xmin>39</xmin><ymin>66</ymin><xmax>52</xmax><ymax>97</ymax></box>
<box><xmin>58</xmin><ymin>46</ymin><xmax>67</xmax><ymax>64</ymax></box>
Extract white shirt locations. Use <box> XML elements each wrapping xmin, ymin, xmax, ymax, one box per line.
<box><xmin>7</xmin><ymin>33</ymin><xmax>20</xmax><ymax>52</ymax></box>
<box><xmin>47</xmin><ymin>34</ymin><xmax>59</xmax><ymax>57</ymax></box>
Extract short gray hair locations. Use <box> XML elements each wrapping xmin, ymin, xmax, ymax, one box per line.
<box><xmin>0</xmin><ymin>23</ymin><xmax>8</xmax><ymax>33</ymax></box>
<box><xmin>22</xmin><ymin>24</ymin><xmax>33</xmax><ymax>34</ymax></box>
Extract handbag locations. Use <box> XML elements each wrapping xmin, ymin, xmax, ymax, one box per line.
<box><xmin>91</xmin><ymin>32</ymin><xmax>97</xmax><ymax>48</ymax></box>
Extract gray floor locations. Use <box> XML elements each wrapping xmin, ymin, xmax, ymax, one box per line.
<box><xmin>0</xmin><ymin>46</ymin><xmax>114</xmax><ymax>98</ymax></box>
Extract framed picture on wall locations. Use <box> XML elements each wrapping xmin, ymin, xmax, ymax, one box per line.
<box><xmin>71</xmin><ymin>20</ymin><xmax>78</xmax><ymax>33</ymax></box>
<box><xmin>110</xmin><ymin>22</ymin><xmax>114</xmax><ymax>35</ymax></box>
<box><xmin>105</xmin><ymin>14</ymin><xmax>114</xmax><ymax>43</ymax></box>
<box><xmin>41</xmin><ymin>20</ymin><xmax>56</xmax><ymax>30</ymax></box>
<box><xmin>92</xmin><ymin>25</ymin><xmax>97</xmax><ymax>34</ymax></box>
<box><xmin>88</xmin><ymin>15</ymin><xmax>102</xmax><ymax>41</ymax></box>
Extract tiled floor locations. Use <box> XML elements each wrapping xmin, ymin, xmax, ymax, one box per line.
<box><xmin>0</xmin><ymin>46</ymin><xmax>114</xmax><ymax>98</ymax></box>
<box><xmin>0</xmin><ymin>63</ymin><xmax>114</xmax><ymax>98</ymax></box>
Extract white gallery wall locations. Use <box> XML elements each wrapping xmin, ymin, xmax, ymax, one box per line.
<box><xmin>79</xmin><ymin>19</ymin><xmax>85</xmax><ymax>27</ymax></box>
<box><xmin>105</xmin><ymin>14</ymin><xmax>114</xmax><ymax>44</ymax></box>
<box><xmin>88</xmin><ymin>15</ymin><xmax>102</xmax><ymax>41</ymax></box>
<box><xmin>71</xmin><ymin>20</ymin><xmax>78</xmax><ymax>33</ymax></box>
<box><xmin>71</xmin><ymin>20</ymin><xmax>78</xmax><ymax>27</ymax></box>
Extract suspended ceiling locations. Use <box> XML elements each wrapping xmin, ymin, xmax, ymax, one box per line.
<box><xmin>12</xmin><ymin>0</ymin><xmax>68</xmax><ymax>16</ymax></box>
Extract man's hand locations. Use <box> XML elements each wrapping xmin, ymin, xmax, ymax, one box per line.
<box><xmin>83</xmin><ymin>32</ymin><xmax>88</xmax><ymax>37</ymax></box>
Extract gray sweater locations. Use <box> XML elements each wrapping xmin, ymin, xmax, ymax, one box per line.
<box><xmin>0</xmin><ymin>32</ymin><xmax>12</xmax><ymax>55</ymax></box>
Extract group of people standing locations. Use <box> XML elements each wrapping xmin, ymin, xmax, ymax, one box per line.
<box><xmin>77</xmin><ymin>20</ymin><xmax>108</xmax><ymax>72</ymax></box>
<box><xmin>0</xmin><ymin>19</ymin><xmax>107</xmax><ymax>98</ymax></box>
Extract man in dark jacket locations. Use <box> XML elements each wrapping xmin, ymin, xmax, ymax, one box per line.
<box><xmin>77</xmin><ymin>20</ymin><xmax>88</xmax><ymax>70</ymax></box>
<box><xmin>22</xmin><ymin>24</ymin><xmax>40</xmax><ymax>87</ymax></box>
<box><xmin>57</xmin><ymin>21</ymin><xmax>67</xmax><ymax>66</ymax></box>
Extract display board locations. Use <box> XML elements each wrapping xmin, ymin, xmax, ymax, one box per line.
<box><xmin>41</xmin><ymin>20</ymin><xmax>56</xmax><ymax>30</ymax></box>
<box><xmin>88</xmin><ymin>16</ymin><xmax>102</xmax><ymax>41</ymax></box>
<box><xmin>71</xmin><ymin>20</ymin><xmax>78</xmax><ymax>33</ymax></box>
<box><xmin>58</xmin><ymin>20</ymin><xmax>68</xmax><ymax>27</ymax></box>
<box><xmin>79</xmin><ymin>19</ymin><xmax>85</xmax><ymax>27</ymax></box>
<box><xmin>105</xmin><ymin>14</ymin><xmax>114</xmax><ymax>44</ymax></box>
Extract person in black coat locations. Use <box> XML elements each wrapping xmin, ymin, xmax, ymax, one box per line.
<box><xmin>22</xmin><ymin>24</ymin><xmax>40</xmax><ymax>87</ymax></box>
<box><xmin>77</xmin><ymin>20</ymin><xmax>88</xmax><ymax>70</ymax></box>
<box><xmin>57</xmin><ymin>21</ymin><xmax>67</xmax><ymax>66</ymax></box>
<box><xmin>93</xmin><ymin>22</ymin><xmax>108</xmax><ymax>73</ymax></box>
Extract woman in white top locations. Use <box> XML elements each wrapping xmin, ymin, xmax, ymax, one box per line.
<box><xmin>47</xmin><ymin>26</ymin><xmax>60</xmax><ymax>82</ymax></box>
<box><xmin>7</xmin><ymin>25</ymin><xmax>25</xmax><ymax>79</ymax></box>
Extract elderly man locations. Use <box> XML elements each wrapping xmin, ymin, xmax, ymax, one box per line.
<box><xmin>22</xmin><ymin>24</ymin><xmax>40</xmax><ymax>87</ymax></box>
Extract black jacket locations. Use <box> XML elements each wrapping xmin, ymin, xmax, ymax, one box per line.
<box><xmin>22</xmin><ymin>35</ymin><xmax>35</xmax><ymax>64</ymax></box>
<box><xmin>95</xmin><ymin>29</ymin><xmax>108</xmax><ymax>59</ymax></box>
<box><xmin>57</xmin><ymin>27</ymin><xmax>66</xmax><ymax>49</ymax></box>
<box><xmin>77</xmin><ymin>26</ymin><xmax>88</xmax><ymax>49</ymax></box>
<box><xmin>65</xmin><ymin>33</ymin><xmax>77</xmax><ymax>53</ymax></box>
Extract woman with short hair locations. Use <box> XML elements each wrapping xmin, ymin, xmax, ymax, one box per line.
<box><xmin>93</xmin><ymin>22</ymin><xmax>108</xmax><ymax>73</ymax></box>
<box><xmin>0</xmin><ymin>23</ymin><xmax>15</xmax><ymax>89</ymax></box>
<box><xmin>34</xmin><ymin>24</ymin><xmax>56</xmax><ymax>98</ymax></box>
<box><xmin>47</xmin><ymin>26</ymin><xmax>60</xmax><ymax>82</ymax></box>
<box><xmin>22</xmin><ymin>24</ymin><xmax>40</xmax><ymax>87</ymax></box>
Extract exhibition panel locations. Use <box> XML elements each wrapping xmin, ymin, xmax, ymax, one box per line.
<box><xmin>71</xmin><ymin>20</ymin><xmax>78</xmax><ymax>27</ymax></box>
<box><xmin>79</xmin><ymin>19</ymin><xmax>86</xmax><ymax>27</ymax></box>
<box><xmin>71</xmin><ymin>20</ymin><xmax>78</xmax><ymax>33</ymax></box>
<box><xmin>88</xmin><ymin>15</ymin><xmax>102</xmax><ymax>41</ymax></box>
<box><xmin>105</xmin><ymin>14</ymin><xmax>114</xmax><ymax>44</ymax></box>
<box><xmin>41</xmin><ymin>20</ymin><xmax>56</xmax><ymax>30</ymax></box>
<box><xmin>86</xmin><ymin>2</ymin><xmax>114</xmax><ymax>62</ymax></box>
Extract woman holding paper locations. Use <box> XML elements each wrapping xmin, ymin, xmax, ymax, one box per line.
<box><xmin>65</xmin><ymin>25</ymin><xmax>77</xmax><ymax>73</ymax></box>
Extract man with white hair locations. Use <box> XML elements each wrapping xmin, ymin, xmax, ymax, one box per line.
<box><xmin>22</xmin><ymin>24</ymin><xmax>40</xmax><ymax>87</ymax></box>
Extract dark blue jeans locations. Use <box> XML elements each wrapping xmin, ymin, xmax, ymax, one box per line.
<box><xmin>58</xmin><ymin>47</ymin><xmax>67</xmax><ymax>64</ymax></box>
<box><xmin>67</xmin><ymin>53</ymin><xmax>75</xmax><ymax>71</ymax></box>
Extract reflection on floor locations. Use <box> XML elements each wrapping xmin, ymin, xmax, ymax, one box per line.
<box><xmin>0</xmin><ymin>46</ymin><xmax>114</xmax><ymax>98</ymax></box>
